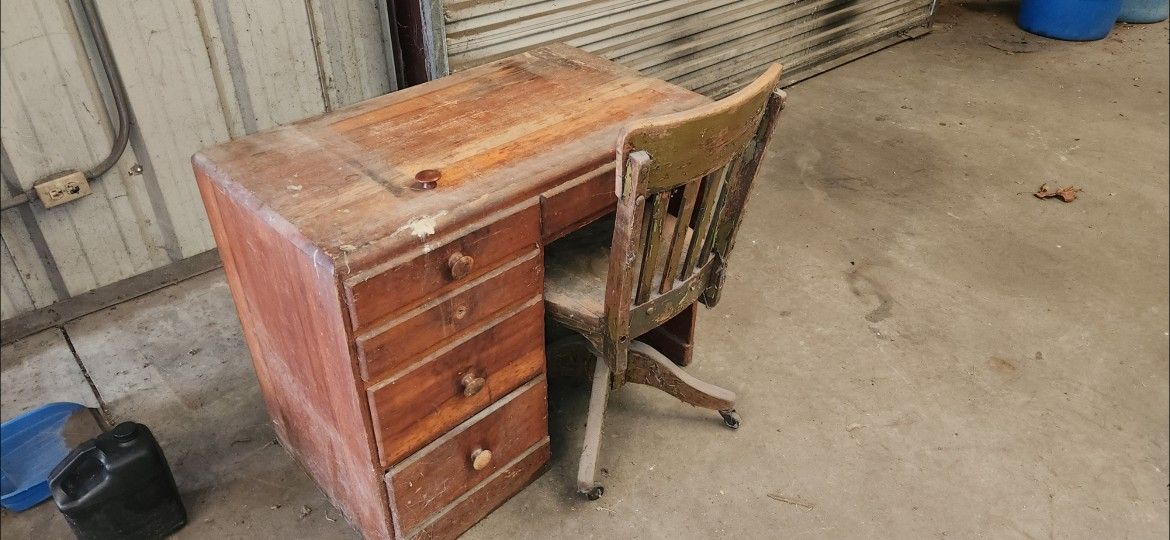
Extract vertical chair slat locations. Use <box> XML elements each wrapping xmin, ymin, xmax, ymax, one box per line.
<box><xmin>698</xmin><ymin>166</ymin><xmax>732</xmax><ymax>266</ymax></box>
<box><xmin>627</xmin><ymin>187</ymin><xmax>653</xmax><ymax>294</ymax></box>
<box><xmin>635</xmin><ymin>192</ymin><xmax>669</xmax><ymax>304</ymax></box>
<box><xmin>660</xmin><ymin>181</ymin><xmax>700</xmax><ymax>293</ymax></box>
<box><xmin>681</xmin><ymin>163</ymin><xmax>730</xmax><ymax>277</ymax></box>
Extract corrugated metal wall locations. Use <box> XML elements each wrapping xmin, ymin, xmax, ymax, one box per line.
<box><xmin>0</xmin><ymin>0</ymin><xmax>395</xmax><ymax>322</ymax></box>
<box><xmin>443</xmin><ymin>0</ymin><xmax>933</xmax><ymax>96</ymax></box>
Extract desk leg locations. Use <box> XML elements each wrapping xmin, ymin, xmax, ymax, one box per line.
<box><xmin>641</xmin><ymin>303</ymin><xmax>697</xmax><ymax>366</ymax></box>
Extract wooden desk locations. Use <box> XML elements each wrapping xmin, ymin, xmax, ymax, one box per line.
<box><xmin>193</xmin><ymin>44</ymin><xmax>709</xmax><ymax>539</ymax></box>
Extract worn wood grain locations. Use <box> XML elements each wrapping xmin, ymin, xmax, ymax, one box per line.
<box><xmin>635</xmin><ymin>192</ymin><xmax>669</xmax><ymax>304</ymax></box>
<box><xmin>387</xmin><ymin>377</ymin><xmax>548</xmax><ymax>533</ymax></box>
<box><xmin>345</xmin><ymin>205</ymin><xmax>540</xmax><ymax>331</ymax></box>
<box><xmin>543</xmin><ymin>217</ymin><xmax>613</xmax><ymax>336</ymax></box>
<box><xmin>660</xmin><ymin>181</ymin><xmax>700</xmax><ymax>292</ymax></box>
<box><xmin>196</xmin><ymin>169</ymin><xmax>392</xmax><ymax>538</ymax></box>
<box><xmin>356</xmin><ymin>251</ymin><xmax>542</xmax><ymax>382</ymax></box>
<box><xmin>577</xmin><ymin>357</ymin><xmax>610</xmax><ymax>494</ymax></box>
<box><xmin>194</xmin><ymin>46</ymin><xmax>713</xmax><ymax>538</ymax></box>
<box><xmin>641</xmin><ymin>303</ymin><xmax>697</xmax><ymax>367</ymax></box>
<box><xmin>619</xmin><ymin>64</ymin><xmax>781</xmax><ymax>192</ymax></box>
<box><xmin>682</xmin><ymin>164</ymin><xmax>729</xmax><ymax>277</ymax></box>
<box><xmin>613</xmin><ymin>64</ymin><xmax>782</xmax><ymax>331</ymax></box>
<box><xmin>702</xmin><ymin>89</ymin><xmax>788</xmax><ymax>307</ymax></box>
<box><xmin>193</xmin><ymin>44</ymin><xmax>708</xmax><ymax>276</ymax></box>
<box><xmin>626</xmin><ymin>340</ymin><xmax>734</xmax><ymax>410</ymax></box>
<box><xmin>409</xmin><ymin>439</ymin><xmax>550</xmax><ymax>540</ymax></box>
<box><xmin>539</xmin><ymin>164</ymin><xmax>617</xmax><ymax>243</ymax></box>
<box><xmin>542</xmin><ymin>65</ymin><xmax>785</xmax><ymax>497</ymax></box>
<box><xmin>368</xmin><ymin>300</ymin><xmax>545</xmax><ymax>467</ymax></box>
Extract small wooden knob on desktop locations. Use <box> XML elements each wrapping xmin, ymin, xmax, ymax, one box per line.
<box><xmin>471</xmin><ymin>449</ymin><xmax>492</xmax><ymax>471</ymax></box>
<box><xmin>413</xmin><ymin>169</ymin><xmax>441</xmax><ymax>190</ymax></box>
<box><xmin>460</xmin><ymin>372</ymin><xmax>485</xmax><ymax>397</ymax></box>
<box><xmin>447</xmin><ymin>252</ymin><xmax>474</xmax><ymax>279</ymax></box>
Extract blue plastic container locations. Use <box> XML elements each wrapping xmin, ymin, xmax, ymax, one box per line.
<box><xmin>1</xmin><ymin>402</ymin><xmax>87</xmax><ymax>511</ymax></box>
<box><xmin>1018</xmin><ymin>0</ymin><xmax>1124</xmax><ymax>40</ymax></box>
<box><xmin>1118</xmin><ymin>0</ymin><xmax>1169</xmax><ymax>22</ymax></box>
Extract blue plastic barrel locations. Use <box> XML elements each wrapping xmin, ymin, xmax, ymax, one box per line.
<box><xmin>1018</xmin><ymin>0</ymin><xmax>1124</xmax><ymax>40</ymax></box>
<box><xmin>1118</xmin><ymin>0</ymin><xmax>1169</xmax><ymax>22</ymax></box>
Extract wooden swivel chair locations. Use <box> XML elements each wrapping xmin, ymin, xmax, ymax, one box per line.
<box><xmin>543</xmin><ymin>65</ymin><xmax>787</xmax><ymax>500</ymax></box>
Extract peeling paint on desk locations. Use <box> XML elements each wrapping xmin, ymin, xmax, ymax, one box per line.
<box><xmin>398</xmin><ymin>211</ymin><xmax>448</xmax><ymax>240</ymax></box>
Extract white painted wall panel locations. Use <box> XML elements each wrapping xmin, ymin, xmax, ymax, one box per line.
<box><xmin>97</xmin><ymin>0</ymin><xmax>230</xmax><ymax>260</ymax></box>
<box><xmin>1</xmin><ymin>239</ymin><xmax>35</xmax><ymax>316</ymax></box>
<box><xmin>1</xmin><ymin>0</ymin><xmax>166</xmax><ymax>298</ymax></box>
<box><xmin>309</xmin><ymin>0</ymin><xmax>396</xmax><ymax>109</ymax></box>
<box><xmin>0</xmin><ymin>0</ymin><xmax>396</xmax><ymax>322</ymax></box>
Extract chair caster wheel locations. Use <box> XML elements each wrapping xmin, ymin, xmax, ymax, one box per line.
<box><xmin>581</xmin><ymin>484</ymin><xmax>604</xmax><ymax>500</ymax></box>
<box><xmin>719</xmin><ymin>409</ymin><xmax>741</xmax><ymax>429</ymax></box>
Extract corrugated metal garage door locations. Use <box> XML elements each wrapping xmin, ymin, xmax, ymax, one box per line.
<box><xmin>441</xmin><ymin>0</ymin><xmax>934</xmax><ymax>96</ymax></box>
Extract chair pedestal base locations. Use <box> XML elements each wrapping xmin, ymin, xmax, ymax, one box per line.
<box><xmin>577</xmin><ymin>358</ymin><xmax>610</xmax><ymax>499</ymax></box>
<box><xmin>575</xmin><ymin>340</ymin><xmax>739</xmax><ymax>499</ymax></box>
<box><xmin>626</xmin><ymin>341</ymin><xmax>736</xmax><ymax>410</ymax></box>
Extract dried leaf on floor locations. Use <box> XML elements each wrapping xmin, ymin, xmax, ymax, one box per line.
<box><xmin>1034</xmin><ymin>183</ymin><xmax>1083</xmax><ymax>202</ymax></box>
<box><xmin>299</xmin><ymin>505</ymin><xmax>312</xmax><ymax>520</ymax></box>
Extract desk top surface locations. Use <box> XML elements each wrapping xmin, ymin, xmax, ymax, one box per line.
<box><xmin>194</xmin><ymin>44</ymin><xmax>707</xmax><ymax>275</ymax></box>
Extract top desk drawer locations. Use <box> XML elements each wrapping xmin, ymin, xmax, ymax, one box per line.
<box><xmin>539</xmin><ymin>164</ymin><xmax>616</xmax><ymax>243</ymax></box>
<box><xmin>344</xmin><ymin>205</ymin><xmax>540</xmax><ymax>331</ymax></box>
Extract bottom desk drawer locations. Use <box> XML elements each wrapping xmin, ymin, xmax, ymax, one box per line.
<box><xmin>407</xmin><ymin>439</ymin><xmax>550</xmax><ymax>540</ymax></box>
<box><xmin>386</xmin><ymin>377</ymin><xmax>549</xmax><ymax>535</ymax></box>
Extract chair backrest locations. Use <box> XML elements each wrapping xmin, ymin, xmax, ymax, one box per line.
<box><xmin>601</xmin><ymin>65</ymin><xmax>785</xmax><ymax>382</ymax></box>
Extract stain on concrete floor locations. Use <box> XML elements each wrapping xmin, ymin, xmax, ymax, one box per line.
<box><xmin>2</xmin><ymin>2</ymin><xmax>1167</xmax><ymax>538</ymax></box>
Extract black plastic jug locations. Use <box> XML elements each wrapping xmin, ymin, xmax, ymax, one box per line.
<box><xmin>48</xmin><ymin>422</ymin><xmax>187</xmax><ymax>540</ymax></box>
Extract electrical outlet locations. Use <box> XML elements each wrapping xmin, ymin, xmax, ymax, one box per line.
<box><xmin>34</xmin><ymin>170</ymin><xmax>91</xmax><ymax>209</ymax></box>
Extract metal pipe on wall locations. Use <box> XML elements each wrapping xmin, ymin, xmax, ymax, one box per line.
<box><xmin>78</xmin><ymin>0</ymin><xmax>131</xmax><ymax>181</ymax></box>
<box><xmin>0</xmin><ymin>0</ymin><xmax>131</xmax><ymax>212</ymax></box>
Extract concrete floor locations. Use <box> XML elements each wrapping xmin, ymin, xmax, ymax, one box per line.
<box><xmin>2</xmin><ymin>2</ymin><xmax>1167</xmax><ymax>538</ymax></box>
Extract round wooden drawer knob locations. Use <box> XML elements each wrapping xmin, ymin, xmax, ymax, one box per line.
<box><xmin>471</xmin><ymin>449</ymin><xmax>492</xmax><ymax>471</ymax></box>
<box><xmin>460</xmin><ymin>372</ymin><xmax>485</xmax><ymax>397</ymax></box>
<box><xmin>448</xmin><ymin>252</ymin><xmax>474</xmax><ymax>279</ymax></box>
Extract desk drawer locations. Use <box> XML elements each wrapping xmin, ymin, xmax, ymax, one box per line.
<box><xmin>345</xmin><ymin>205</ymin><xmax>540</xmax><ymax>330</ymax></box>
<box><xmin>356</xmin><ymin>252</ymin><xmax>542</xmax><ymax>382</ymax></box>
<box><xmin>386</xmin><ymin>377</ymin><xmax>548</xmax><ymax>534</ymax></box>
<box><xmin>407</xmin><ymin>438</ymin><xmax>549</xmax><ymax>539</ymax></box>
<box><xmin>369</xmin><ymin>301</ymin><xmax>545</xmax><ymax>467</ymax></box>
<box><xmin>540</xmin><ymin>165</ymin><xmax>616</xmax><ymax>242</ymax></box>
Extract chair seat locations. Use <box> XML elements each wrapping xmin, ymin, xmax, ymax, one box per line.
<box><xmin>544</xmin><ymin>217</ymin><xmax>615</xmax><ymax>336</ymax></box>
<box><xmin>544</xmin><ymin>213</ymin><xmax>695</xmax><ymax>338</ymax></box>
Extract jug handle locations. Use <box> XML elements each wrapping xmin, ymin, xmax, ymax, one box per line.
<box><xmin>49</xmin><ymin>440</ymin><xmax>109</xmax><ymax>502</ymax></box>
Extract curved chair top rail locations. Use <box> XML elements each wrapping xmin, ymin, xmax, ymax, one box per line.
<box><xmin>617</xmin><ymin>64</ymin><xmax>783</xmax><ymax>194</ymax></box>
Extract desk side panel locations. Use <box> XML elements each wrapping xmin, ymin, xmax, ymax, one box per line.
<box><xmin>195</xmin><ymin>166</ymin><xmax>391</xmax><ymax>538</ymax></box>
